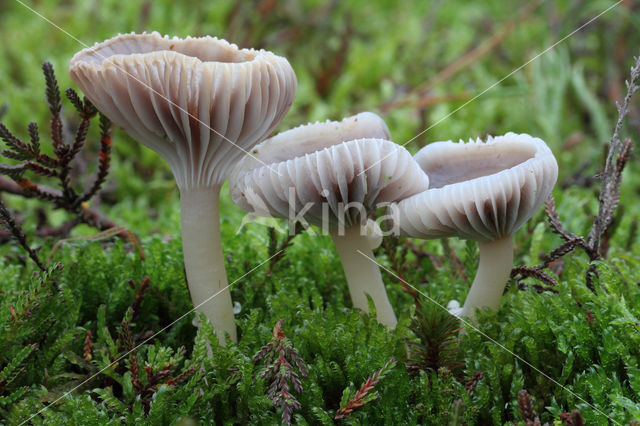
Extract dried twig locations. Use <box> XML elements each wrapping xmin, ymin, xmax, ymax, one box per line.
<box><xmin>544</xmin><ymin>196</ymin><xmax>582</xmax><ymax>243</ymax></box>
<box><xmin>0</xmin><ymin>62</ymin><xmax>124</xmax><ymax>244</ymax></box>
<box><xmin>129</xmin><ymin>276</ymin><xmax>151</xmax><ymax>321</ymax></box>
<box><xmin>402</xmin><ymin>239</ymin><xmax>441</xmax><ymax>270</ymax></box>
<box><xmin>314</xmin><ymin>16</ymin><xmax>351</xmax><ymax>97</ymax></box>
<box><xmin>46</xmin><ymin>226</ymin><xmax>144</xmax><ymax>265</ymax></box>
<box><xmin>464</xmin><ymin>370</ymin><xmax>483</xmax><ymax>394</ymax></box>
<box><xmin>582</xmin><ymin>58</ymin><xmax>640</xmax><ymax>289</ymax></box>
<box><xmin>513</xmin><ymin>56</ymin><xmax>640</xmax><ymax>293</ymax></box>
<box><xmin>441</xmin><ymin>238</ymin><xmax>467</xmax><ymax>280</ymax></box>
<box><xmin>587</xmin><ymin>57</ymin><xmax>639</xmax><ymax>254</ymax></box>
<box><xmin>376</xmin><ymin>235</ymin><xmax>411</xmax><ymax>284</ymax></box>
<box><xmin>266</xmin><ymin>222</ymin><xmax>301</xmax><ymax>274</ymax></box>
<box><xmin>381</xmin><ymin>0</ymin><xmax>543</xmax><ymax>112</ymax></box>
<box><xmin>107</xmin><ymin>305</ymin><xmax>193</xmax><ymax>414</ymax></box>
<box><xmin>0</xmin><ymin>199</ymin><xmax>47</xmax><ymax>273</ymax></box>
<box><xmin>539</xmin><ymin>237</ymin><xmax>587</xmax><ymax>269</ymax></box>
<box><xmin>511</xmin><ymin>266</ymin><xmax>559</xmax><ymax>293</ymax></box>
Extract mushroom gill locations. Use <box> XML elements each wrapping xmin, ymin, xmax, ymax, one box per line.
<box><xmin>70</xmin><ymin>32</ymin><xmax>297</xmax><ymax>344</ymax></box>
<box><xmin>397</xmin><ymin>133</ymin><xmax>558</xmax><ymax>321</ymax></box>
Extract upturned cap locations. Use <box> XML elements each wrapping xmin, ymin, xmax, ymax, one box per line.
<box><xmin>230</xmin><ymin>112</ymin><xmax>391</xmax><ymax>177</ymax></box>
<box><xmin>397</xmin><ymin>133</ymin><xmax>558</xmax><ymax>242</ymax></box>
<box><xmin>229</xmin><ymin>113</ymin><xmax>429</xmax><ymax>229</ymax></box>
<box><xmin>69</xmin><ymin>32</ymin><xmax>297</xmax><ymax>189</ymax></box>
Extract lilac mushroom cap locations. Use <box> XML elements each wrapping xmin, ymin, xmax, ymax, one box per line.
<box><xmin>229</xmin><ymin>113</ymin><xmax>429</xmax><ymax>327</ymax></box>
<box><xmin>69</xmin><ymin>32</ymin><xmax>297</xmax><ymax>344</ymax></box>
<box><xmin>397</xmin><ymin>133</ymin><xmax>558</xmax><ymax>320</ymax></box>
<box><xmin>69</xmin><ymin>31</ymin><xmax>296</xmax><ymax>189</ymax></box>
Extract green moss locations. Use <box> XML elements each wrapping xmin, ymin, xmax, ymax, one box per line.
<box><xmin>2</xmin><ymin>0</ymin><xmax>640</xmax><ymax>424</ymax></box>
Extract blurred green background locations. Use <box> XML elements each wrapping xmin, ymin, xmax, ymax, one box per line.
<box><xmin>1</xmin><ymin>1</ymin><xmax>637</xmax><ymax>235</ymax></box>
<box><xmin>2</xmin><ymin>0</ymin><xmax>640</xmax><ymax>424</ymax></box>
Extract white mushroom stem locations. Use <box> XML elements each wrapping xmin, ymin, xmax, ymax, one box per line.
<box><xmin>180</xmin><ymin>186</ymin><xmax>236</xmax><ymax>345</ymax></box>
<box><xmin>461</xmin><ymin>236</ymin><xmax>514</xmax><ymax>321</ymax></box>
<box><xmin>330</xmin><ymin>225</ymin><xmax>398</xmax><ymax>328</ymax></box>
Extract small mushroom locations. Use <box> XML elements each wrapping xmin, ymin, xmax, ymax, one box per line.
<box><xmin>69</xmin><ymin>32</ymin><xmax>297</xmax><ymax>344</ymax></box>
<box><xmin>229</xmin><ymin>113</ymin><xmax>429</xmax><ymax>328</ymax></box>
<box><xmin>396</xmin><ymin>133</ymin><xmax>558</xmax><ymax>321</ymax></box>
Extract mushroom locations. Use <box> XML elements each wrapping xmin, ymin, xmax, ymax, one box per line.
<box><xmin>396</xmin><ymin>133</ymin><xmax>558</xmax><ymax>321</ymax></box>
<box><xmin>69</xmin><ymin>32</ymin><xmax>297</xmax><ymax>344</ymax></box>
<box><xmin>229</xmin><ymin>113</ymin><xmax>429</xmax><ymax>328</ymax></box>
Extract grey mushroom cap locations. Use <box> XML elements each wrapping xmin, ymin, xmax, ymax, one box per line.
<box><xmin>69</xmin><ymin>32</ymin><xmax>297</xmax><ymax>189</ymax></box>
<box><xmin>229</xmin><ymin>112</ymin><xmax>391</xmax><ymax>180</ymax></box>
<box><xmin>229</xmin><ymin>114</ymin><xmax>428</xmax><ymax>229</ymax></box>
<box><xmin>397</xmin><ymin>133</ymin><xmax>558</xmax><ymax>242</ymax></box>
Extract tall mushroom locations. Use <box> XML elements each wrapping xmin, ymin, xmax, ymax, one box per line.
<box><xmin>396</xmin><ymin>133</ymin><xmax>558</xmax><ymax>321</ymax></box>
<box><xmin>69</xmin><ymin>32</ymin><xmax>297</xmax><ymax>344</ymax></box>
<box><xmin>229</xmin><ymin>113</ymin><xmax>429</xmax><ymax>328</ymax></box>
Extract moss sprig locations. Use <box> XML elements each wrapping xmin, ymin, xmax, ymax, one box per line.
<box><xmin>334</xmin><ymin>357</ymin><xmax>397</xmax><ymax>421</ymax></box>
<box><xmin>253</xmin><ymin>319</ymin><xmax>308</xmax><ymax>425</ymax></box>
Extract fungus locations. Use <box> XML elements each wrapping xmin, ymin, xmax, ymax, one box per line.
<box><xmin>396</xmin><ymin>133</ymin><xmax>558</xmax><ymax>321</ymax></box>
<box><xmin>229</xmin><ymin>113</ymin><xmax>429</xmax><ymax>328</ymax></box>
<box><xmin>69</xmin><ymin>32</ymin><xmax>297</xmax><ymax>344</ymax></box>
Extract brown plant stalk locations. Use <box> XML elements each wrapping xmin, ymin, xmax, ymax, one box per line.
<box><xmin>512</xmin><ymin>55</ymin><xmax>640</xmax><ymax>292</ymax></box>
<box><xmin>334</xmin><ymin>358</ymin><xmax>397</xmax><ymax>420</ymax></box>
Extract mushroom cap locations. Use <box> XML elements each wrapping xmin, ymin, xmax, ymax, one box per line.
<box><xmin>230</xmin><ymin>111</ymin><xmax>391</xmax><ymax>178</ymax></box>
<box><xmin>229</xmin><ymin>113</ymin><xmax>428</xmax><ymax>229</ymax></box>
<box><xmin>232</xmin><ymin>138</ymin><xmax>429</xmax><ymax>228</ymax></box>
<box><xmin>398</xmin><ymin>133</ymin><xmax>558</xmax><ymax>242</ymax></box>
<box><xmin>69</xmin><ymin>32</ymin><xmax>297</xmax><ymax>189</ymax></box>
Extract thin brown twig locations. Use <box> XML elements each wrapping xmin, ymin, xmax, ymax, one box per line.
<box><xmin>314</xmin><ymin>16</ymin><xmax>351</xmax><ymax>98</ymax></box>
<box><xmin>402</xmin><ymin>92</ymin><xmax>471</xmax><ymax>111</ymax></box>
<box><xmin>511</xmin><ymin>266</ymin><xmax>560</xmax><ymax>294</ymax></box>
<box><xmin>580</xmin><ymin>57</ymin><xmax>640</xmax><ymax>290</ymax></box>
<box><xmin>0</xmin><ymin>176</ymin><xmax>125</xmax><ymax>239</ymax></box>
<box><xmin>587</xmin><ymin>57</ymin><xmax>640</xmax><ymax>255</ymax></box>
<box><xmin>520</xmin><ymin>59</ymin><xmax>638</xmax><ymax>293</ymax></box>
<box><xmin>0</xmin><ymin>62</ymin><xmax>127</xmax><ymax>250</ymax></box>
<box><xmin>0</xmin><ymin>199</ymin><xmax>47</xmax><ymax>273</ymax></box>
<box><xmin>539</xmin><ymin>237</ymin><xmax>587</xmax><ymax>270</ymax></box>
<box><xmin>130</xmin><ymin>276</ymin><xmax>151</xmax><ymax>322</ymax></box>
<box><xmin>560</xmin><ymin>160</ymin><xmax>597</xmax><ymax>190</ymax></box>
<box><xmin>381</xmin><ymin>0</ymin><xmax>544</xmax><ymax>112</ymax></box>
<box><xmin>266</xmin><ymin>223</ymin><xmax>301</xmax><ymax>274</ymax></box>
<box><xmin>441</xmin><ymin>238</ymin><xmax>467</xmax><ymax>280</ymax></box>
<box><xmin>544</xmin><ymin>196</ymin><xmax>582</xmax><ymax>243</ymax></box>
<box><xmin>403</xmin><ymin>239</ymin><xmax>442</xmax><ymax>270</ymax></box>
<box><xmin>464</xmin><ymin>370</ymin><xmax>483</xmax><ymax>394</ymax></box>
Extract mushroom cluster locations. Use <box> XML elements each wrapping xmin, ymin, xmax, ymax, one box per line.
<box><xmin>69</xmin><ymin>32</ymin><xmax>558</xmax><ymax>345</ymax></box>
